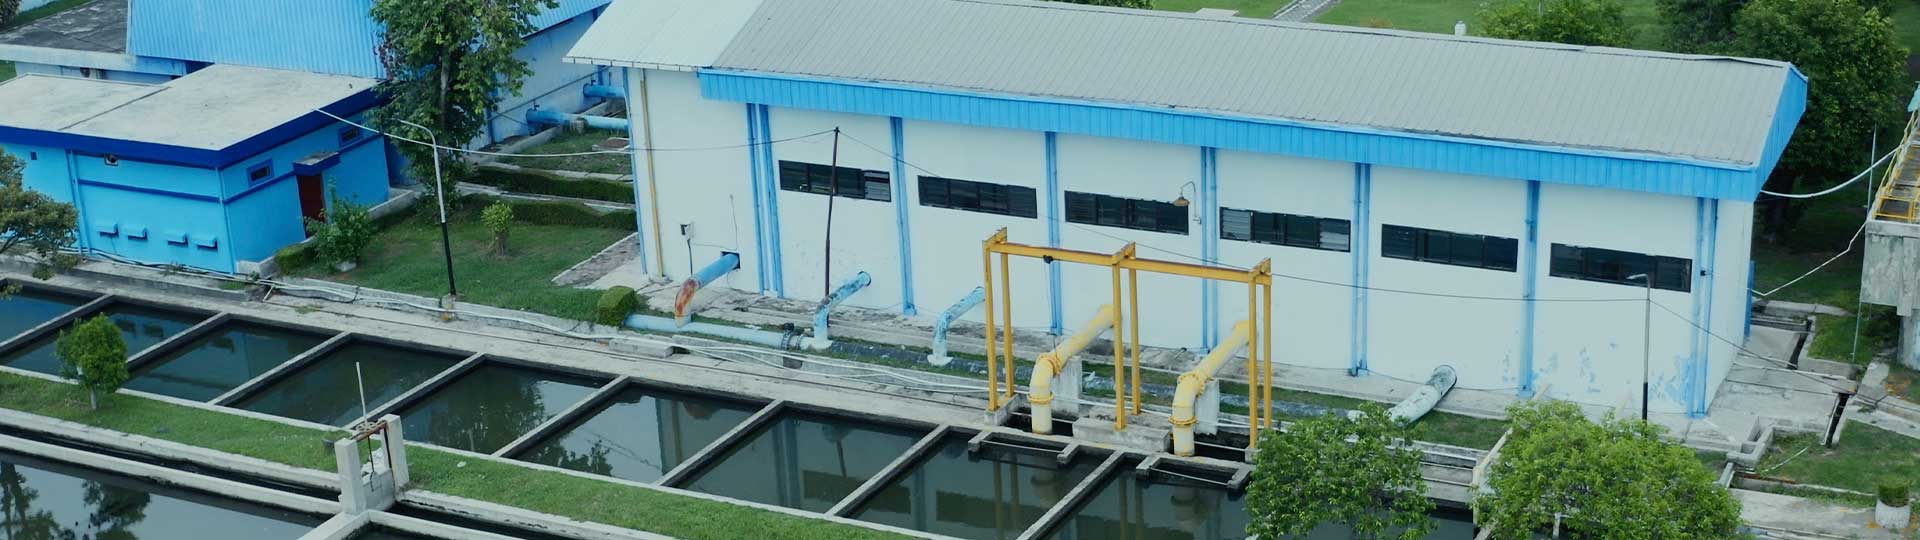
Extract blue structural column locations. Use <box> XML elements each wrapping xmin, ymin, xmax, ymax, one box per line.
<box><xmin>1518</xmin><ymin>181</ymin><xmax>1541</xmax><ymax>397</ymax></box>
<box><xmin>756</xmin><ymin>104</ymin><xmax>784</xmax><ymax>298</ymax></box>
<box><xmin>621</xmin><ymin>69</ymin><xmax>651</xmax><ymax>276</ymax></box>
<box><xmin>744</xmin><ymin>104</ymin><xmax>770</xmax><ymax>293</ymax></box>
<box><xmin>1688</xmin><ymin>198</ymin><xmax>1718</xmax><ymax>417</ymax></box>
<box><xmin>1199</xmin><ymin>147</ymin><xmax>1221</xmax><ymax>350</ymax></box>
<box><xmin>1350</xmin><ymin>163</ymin><xmax>1372</xmax><ymax>375</ymax></box>
<box><xmin>1046</xmin><ymin>132</ymin><xmax>1064</xmax><ymax>335</ymax></box>
<box><xmin>890</xmin><ymin>117</ymin><xmax>917</xmax><ymax>316</ymax></box>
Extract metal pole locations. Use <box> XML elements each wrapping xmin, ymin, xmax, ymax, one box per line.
<box><xmin>1630</xmin><ymin>273</ymin><xmax>1651</xmax><ymax>422</ymax></box>
<box><xmin>395</xmin><ymin>119</ymin><xmax>458</xmax><ymax>299</ymax></box>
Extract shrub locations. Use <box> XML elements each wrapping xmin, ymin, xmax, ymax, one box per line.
<box><xmin>468</xmin><ymin>169</ymin><xmax>634</xmax><ymax>203</ymax></box>
<box><xmin>1248</xmin><ymin>405</ymin><xmax>1433</xmax><ymax>540</ymax></box>
<box><xmin>1882</xmin><ymin>481</ymin><xmax>1911</xmax><ymax>506</ymax></box>
<box><xmin>483</xmin><ymin>201</ymin><xmax>514</xmax><ymax>256</ymax></box>
<box><xmin>304</xmin><ymin>191</ymin><xmax>377</xmax><ymax>268</ymax></box>
<box><xmin>596</xmin><ymin>286</ymin><xmax>637</xmax><ymax>326</ymax></box>
<box><xmin>56</xmin><ymin>314</ymin><xmax>128</xmax><ymax>410</ymax></box>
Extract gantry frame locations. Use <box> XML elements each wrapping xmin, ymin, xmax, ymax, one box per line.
<box><xmin>980</xmin><ymin>228</ymin><xmax>1276</xmax><ymax>445</ymax></box>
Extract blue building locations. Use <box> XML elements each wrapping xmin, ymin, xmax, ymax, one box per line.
<box><xmin>0</xmin><ymin>64</ymin><xmax>387</xmax><ymax>273</ymax></box>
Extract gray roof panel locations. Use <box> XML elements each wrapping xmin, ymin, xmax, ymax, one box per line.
<box><xmin>711</xmin><ymin>0</ymin><xmax>1796</xmax><ymax>165</ymax></box>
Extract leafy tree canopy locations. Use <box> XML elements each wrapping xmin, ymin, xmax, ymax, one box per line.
<box><xmin>1247</xmin><ymin>405</ymin><xmax>1435</xmax><ymax>540</ymax></box>
<box><xmin>1474</xmin><ymin>401</ymin><xmax>1741</xmax><ymax>540</ymax></box>
<box><xmin>1478</xmin><ymin>0</ymin><xmax>1636</xmax><ymax>47</ymax></box>
<box><xmin>0</xmin><ymin>150</ymin><xmax>79</xmax><ymax>284</ymax></box>
<box><xmin>56</xmin><ymin>314</ymin><xmax>129</xmax><ymax>410</ymax></box>
<box><xmin>371</xmin><ymin>0</ymin><xmax>557</xmax><ymax>208</ymax></box>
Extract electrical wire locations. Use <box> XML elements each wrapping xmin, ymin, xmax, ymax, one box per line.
<box><xmin>313</xmin><ymin>109</ymin><xmax>835</xmax><ymax>157</ymax></box>
<box><xmin>1758</xmin><ymin>148</ymin><xmax>1899</xmax><ymax>199</ymax></box>
<box><xmin>1647</xmin><ymin>300</ymin><xmax>1859</xmax><ymax>397</ymax></box>
<box><xmin>1750</xmin><ymin>216</ymin><xmax>1867</xmax><ymax>298</ymax></box>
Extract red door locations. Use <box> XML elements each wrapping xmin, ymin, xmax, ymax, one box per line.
<box><xmin>297</xmin><ymin>174</ymin><xmax>325</xmax><ymax>236</ymax></box>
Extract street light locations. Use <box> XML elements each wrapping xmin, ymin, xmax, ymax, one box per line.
<box><xmin>392</xmin><ymin>118</ymin><xmax>458</xmax><ymax>300</ymax></box>
<box><xmin>1627</xmin><ymin>273</ymin><xmax>1652</xmax><ymax>422</ymax></box>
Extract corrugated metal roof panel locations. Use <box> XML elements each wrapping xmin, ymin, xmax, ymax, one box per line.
<box><xmin>709</xmin><ymin>0</ymin><xmax>1794</xmax><ymax>165</ymax></box>
<box><xmin>565</xmin><ymin>0</ymin><xmax>763</xmax><ymax>70</ymax></box>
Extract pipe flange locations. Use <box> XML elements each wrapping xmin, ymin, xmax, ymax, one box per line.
<box><xmin>1028</xmin><ymin>394</ymin><xmax>1055</xmax><ymax>405</ymax></box>
<box><xmin>1168</xmin><ymin>415</ymin><xmax>1198</xmax><ymax>427</ymax></box>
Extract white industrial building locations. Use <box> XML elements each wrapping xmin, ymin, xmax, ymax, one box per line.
<box><xmin>566</xmin><ymin>0</ymin><xmax>1806</xmax><ymax>416</ymax></box>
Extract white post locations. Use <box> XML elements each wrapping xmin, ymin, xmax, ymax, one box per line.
<box><xmin>334</xmin><ymin>438</ymin><xmax>366</xmax><ymax>514</ymax></box>
<box><xmin>381</xmin><ymin>414</ymin><xmax>411</xmax><ymax>489</ymax></box>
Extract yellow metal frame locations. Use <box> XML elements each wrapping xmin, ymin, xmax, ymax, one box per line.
<box><xmin>980</xmin><ymin>228</ymin><xmax>1276</xmax><ymax>446</ymax></box>
<box><xmin>1873</xmin><ymin>109</ymin><xmax>1920</xmax><ymax>222</ymax></box>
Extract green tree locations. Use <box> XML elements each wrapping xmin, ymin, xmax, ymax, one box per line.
<box><xmin>56</xmin><ymin>315</ymin><xmax>129</xmax><ymax>410</ymax></box>
<box><xmin>1475</xmin><ymin>401</ymin><xmax>1741</xmax><ymax>540</ymax></box>
<box><xmin>1723</xmin><ymin>0</ymin><xmax>1908</xmax><ymax>238</ymax></box>
<box><xmin>371</xmin><ymin>0</ymin><xmax>556</xmax><ymax>210</ymax></box>
<box><xmin>0</xmin><ymin>0</ymin><xmax>19</xmax><ymax>27</ymax></box>
<box><xmin>303</xmin><ymin>190</ymin><xmax>376</xmax><ymax>268</ymax></box>
<box><xmin>482</xmin><ymin>201</ymin><xmax>514</xmax><ymax>256</ymax></box>
<box><xmin>0</xmin><ymin>150</ymin><xmax>79</xmax><ymax>287</ymax></box>
<box><xmin>1478</xmin><ymin>0</ymin><xmax>1635</xmax><ymax>47</ymax></box>
<box><xmin>1657</xmin><ymin>0</ymin><xmax>1748</xmax><ymax>51</ymax></box>
<box><xmin>1246</xmin><ymin>405</ymin><xmax>1434</xmax><ymax>540</ymax></box>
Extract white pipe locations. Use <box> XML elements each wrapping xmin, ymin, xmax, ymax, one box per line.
<box><xmin>1380</xmin><ymin>365</ymin><xmax>1457</xmax><ymax>425</ymax></box>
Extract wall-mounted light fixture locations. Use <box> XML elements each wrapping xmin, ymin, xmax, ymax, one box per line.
<box><xmin>1173</xmin><ymin>181</ymin><xmax>1196</xmax><ymax>208</ymax></box>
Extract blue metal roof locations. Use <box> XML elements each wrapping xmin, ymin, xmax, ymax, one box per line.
<box><xmin>128</xmin><ymin>0</ymin><xmax>608</xmax><ymax>78</ymax></box>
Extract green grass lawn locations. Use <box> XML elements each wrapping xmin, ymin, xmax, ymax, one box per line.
<box><xmin>295</xmin><ymin>205</ymin><xmax>630</xmax><ymax>321</ymax></box>
<box><xmin>0</xmin><ymin>371</ymin><xmax>345</xmax><ymax>470</ymax></box>
<box><xmin>500</xmin><ymin>130</ymin><xmax>632</xmax><ymax>176</ymax></box>
<box><xmin>410</xmin><ymin>449</ymin><xmax>908</xmax><ymax>540</ymax></box>
<box><xmin>0</xmin><ymin>62</ymin><xmax>14</xmax><ymax>82</ymax></box>
<box><xmin>1807</xmin><ymin>309</ymin><xmax>1899</xmax><ymax>364</ymax></box>
<box><xmin>1893</xmin><ymin>1</ymin><xmax>1920</xmax><ymax>56</ymax></box>
<box><xmin>1153</xmin><ymin>0</ymin><xmax>1292</xmax><ymax>17</ymax></box>
<box><xmin>1</xmin><ymin>0</ymin><xmax>96</xmax><ymax>31</ymax></box>
<box><xmin>1312</xmin><ymin>0</ymin><xmax>1665</xmax><ymax>49</ymax></box>
<box><xmin>1757</xmin><ymin>422</ymin><xmax>1920</xmax><ymax>495</ymax></box>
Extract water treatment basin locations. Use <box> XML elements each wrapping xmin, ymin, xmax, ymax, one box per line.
<box><xmin>512</xmin><ymin>384</ymin><xmax>764</xmax><ymax>483</ymax></box>
<box><xmin>0</xmin><ymin>449</ymin><xmax>322</xmax><ymax>538</ymax></box>
<box><xmin>0</xmin><ymin>285</ymin><xmax>94</xmax><ymax>340</ymax></box>
<box><xmin>123</xmin><ymin>322</ymin><xmax>333</xmax><ymax>401</ymax></box>
<box><xmin>395</xmin><ymin>363</ymin><xmax>606</xmax><ymax>454</ymax></box>
<box><xmin>678</xmin><ymin>409</ymin><xmax>926</xmax><ymax>513</ymax></box>
<box><xmin>0</xmin><ymin>302</ymin><xmax>207</xmax><ymax>376</ymax></box>
<box><xmin>234</xmin><ymin>340</ymin><xmax>465</xmax><ymax>426</ymax></box>
<box><xmin>851</xmin><ymin>435</ymin><xmax>1103</xmax><ymax>539</ymax></box>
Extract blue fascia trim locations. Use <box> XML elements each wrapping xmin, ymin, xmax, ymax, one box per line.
<box><xmin>1045</xmin><ymin>132</ymin><xmax>1064</xmax><ymax>335</ymax></box>
<box><xmin>756</xmin><ymin>104</ymin><xmax>784</xmax><ymax>298</ymax></box>
<box><xmin>1756</xmin><ymin>70</ymin><xmax>1810</xmax><ymax>187</ymax></box>
<box><xmin>891</xmin><ymin>116</ymin><xmax>917</xmax><ymax>316</ymax></box>
<box><xmin>621</xmin><ymin>69</ymin><xmax>650</xmax><ymax>276</ymax></box>
<box><xmin>0</xmin><ymin>89</ymin><xmax>382</xmax><ymax>170</ymax></box>
<box><xmin>744</xmin><ymin>104</ymin><xmax>770</xmax><ymax>292</ymax></box>
<box><xmin>76</xmin><ymin>178</ymin><xmax>220</xmax><ymax>203</ymax></box>
<box><xmin>1350</xmin><ymin>163</ymin><xmax>1372</xmax><ymax>375</ymax></box>
<box><xmin>698</xmin><ymin>69</ymin><xmax>1782</xmax><ymax>201</ymax></box>
<box><xmin>1518</xmin><ymin>180</ymin><xmax>1541</xmax><ymax>397</ymax></box>
<box><xmin>1200</xmin><ymin>147</ymin><xmax>1220</xmax><ymax>350</ymax></box>
<box><xmin>1690</xmin><ymin>199</ymin><xmax>1719</xmax><ymax>417</ymax></box>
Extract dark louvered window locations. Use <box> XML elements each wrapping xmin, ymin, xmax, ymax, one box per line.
<box><xmin>1549</xmin><ymin>244</ymin><xmax>1692</xmax><ymax>292</ymax></box>
<box><xmin>1381</xmin><ymin>225</ymin><xmax>1518</xmax><ymax>272</ymax></box>
<box><xmin>1064</xmin><ymin>191</ymin><xmax>1188</xmax><ymax>235</ymax></box>
<box><xmin>777</xmin><ymin>160</ymin><xmax>891</xmax><ymax>202</ymax></box>
<box><xmin>919</xmin><ymin>176</ymin><xmax>1037</xmax><ymax>218</ymax></box>
<box><xmin>1220</xmin><ymin>208</ymin><xmax>1350</xmax><ymax>252</ymax></box>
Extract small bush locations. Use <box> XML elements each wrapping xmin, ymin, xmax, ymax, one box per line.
<box><xmin>1882</xmin><ymin>481</ymin><xmax>1911</xmax><ymax>506</ymax></box>
<box><xmin>468</xmin><ymin>169</ymin><xmax>634</xmax><ymax>203</ymax></box>
<box><xmin>57</xmin><ymin>314</ymin><xmax>128</xmax><ymax>410</ymax></box>
<box><xmin>483</xmin><ymin>201</ymin><xmax>514</xmax><ymax>256</ymax></box>
<box><xmin>596</xmin><ymin>286</ymin><xmax>637</xmax><ymax>326</ymax></box>
<box><xmin>304</xmin><ymin>191</ymin><xmax>377</xmax><ymax>268</ymax></box>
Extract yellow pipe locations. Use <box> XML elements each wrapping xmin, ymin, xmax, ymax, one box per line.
<box><xmin>1030</xmin><ymin>305</ymin><xmax>1117</xmax><ymax>434</ymax></box>
<box><xmin>983</xmin><ymin>237</ymin><xmax>1000</xmax><ymax>411</ymax></box>
<box><xmin>1172</xmin><ymin>321</ymin><xmax>1251</xmax><ymax>456</ymax></box>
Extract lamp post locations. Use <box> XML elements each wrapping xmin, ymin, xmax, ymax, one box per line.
<box><xmin>1627</xmin><ymin>273</ymin><xmax>1652</xmax><ymax>422</ymax></box>
<box><xmin>393</xmin><ymin>119</ymin><xmax>458</xmax><ymax>300</ymax></box>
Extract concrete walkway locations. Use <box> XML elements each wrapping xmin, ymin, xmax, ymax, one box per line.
<box><xmin>1737</xmin><ymin>490</ymin><xmax>1907</xmax><ymax>539</ymax></box>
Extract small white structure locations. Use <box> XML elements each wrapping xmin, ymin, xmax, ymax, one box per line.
<box><xmin>565</xmin><ymin>0</ymin><xmax>1807</xmax><ymax>415</ymax></box>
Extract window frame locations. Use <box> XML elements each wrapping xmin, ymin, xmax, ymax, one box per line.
<box><xmin>1219</xmin><ymin>207</ymin><xmax>1351</xmax><ymax>253</ymax></box>
<box><xmin>1548</xmin><ymin>243</ymin><xmax>1693</xmax><ymax>292</ymax></box>
<box><xmin>1380</xmin><ymin>224</ymin><xmax>1518</xmax><ymax>272</ymax></box>
<box><xmin>337</xmin><ymin>126</ymin><xmax>364</xmax><ymax>148</ymax></box>
<box><xmin>776</xmin><ymin>160</ymin><xmax>891</xmax><ymax>202</ymax></box>
<box><xmin>918</xmin><ymin>175</ymin><xmax>1038</xmax><ymax>218</ymax></box>
<box><xmin>245</xmin><ymin>161</ymin><xmax>274</xmax><ymax>184</ymax></box>
<box><xmin>1064</xmin><ymin>191</ymin><xmax>1189</xmax><ymax>235</ymax></box>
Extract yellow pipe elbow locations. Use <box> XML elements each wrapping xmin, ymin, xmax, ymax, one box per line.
<box><xmin>1027</xmin><ymin>305</ymin><xmax>1117</xmax><ymax>436</ymax></box>
<box><xmin>1171</xmin><ymin>322</ymin><xmax>1251</xmax><ymax>456</ymax></box>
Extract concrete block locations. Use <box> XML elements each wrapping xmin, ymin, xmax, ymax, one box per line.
<box><xmin>1072</xmin><ymin>413</ymin><xmax>1171</xmax><ymax>454</ymax></box>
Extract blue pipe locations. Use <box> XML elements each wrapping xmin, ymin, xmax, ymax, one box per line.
<box><xmin>526</xmin><ymin>108</ymin><xmax>630</xmax><ymax>131</ymax></box>
<box><xmin>928</xmin><ymin>287</ymin><xmax>985</xmax><ymax>366</ymax></box>
<box><xmin>584</xmin><ymin>84</ymin><xmax>626</xmax><ymax>100</ymax></box>
<box><xmin>803</xmin><ymin>272</ymin><xmax>872</xmax><ymax>350</ymax></box>
<box><xmin>624</xmin><ymin>313</ymin><xmax>798</xmax><ymax>349</ymax></box>
<box><xmin>674</xmin><ymin>253</ymin><xmax>741</xmax><ymax>325</ymax></box>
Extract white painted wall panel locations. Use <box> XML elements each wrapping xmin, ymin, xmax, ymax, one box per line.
<box><xmin>1707</xmin><ymin>199</ymin><xmax>1755</xmax><ymax>406</ymax></box>
<box><xmin>1215</xmin><ymin>150</ymin><xmax>1354</xmax><ymax>371</ymax></box>
<box><xmin>766</xmin><ymin>107</ymin><xmax>902</xmax><ymax>310</ymax></box>
<box><xmin>1055</xmin><ymin>134</ymin><xmax>1205</xmax><ymax>349</ymax></box>
<box><xmin>1367</xmin><ymin>167</ymin><xmax>1528</xmax><ymax>387</ymax></box>
<box><xmin>1534</xmin><ymin>183</ymin><xmax>1697</xmax><ymax>413</ymax></box>
<box><xmin>901</xmin><ymin>120</ymin><xmax>1051</xmax><ymax>327</ymax></box>
<box><xmin>638</xmin><ymin>68</ymin><xmax>759</xmax><ymax>291</ymax></box>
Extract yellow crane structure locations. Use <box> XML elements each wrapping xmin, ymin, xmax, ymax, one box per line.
<box><xmin>979</xmin><ymin>228</ymin><xmax>1277</xmax><ymax>448</ymax></box>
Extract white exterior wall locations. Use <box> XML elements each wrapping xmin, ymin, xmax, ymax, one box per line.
<box><xmin>1055</xmin><ymin>134</ymin><xmax>1205</xmax><ymax>349</ymax></box>
<box><xmin>901</xmin><ymin>120</ymin><xmax>1051</xmax><ymax>326</ymax></box>
<box><xmin>477</xmin><ymin>14</ymin><xmax>604</xmax><ymax>148</ymax></box>
<box><xmin>765</xmin><ymin>107</ymin><xmax>902</xmax><ymax>310</ymax></box>
<box><xmin>1368</xmin><ymin>167</ymin><xmax>1529</xmax><ymax>387</ymax></box>
<box><xmin>1214</xmin><ymin>150</ymin><xmax>1355</xmax><ymax>371</ymax></box>
<box><xmin>1534</xmin><ymin>183</ymin><xmax>1699</xmax><ymax>413</ymax></box>
<box><xmin>632</xmin><ymin>68</ymin><xmax>760</xmax><ymax>291</ymax></box>
<box><xmin>1708</xmin><ymin>199</ymin><xmax>1755</xmax><ymax>404</ymax></box>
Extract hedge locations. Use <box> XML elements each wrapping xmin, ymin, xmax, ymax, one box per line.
<box><xmin>597</xmin><ymin>286</ymin><xmax>638</xmax><ymax>326</ymax></box>
<box><xmin>503</xmin><ymin>199</ymin><xmax>637</xmax><ymax>230</ymax></box>
<box><xmin>470</xmin><ymin>169</ymin><xmax>634</xmax><ymax>204</ymax></box>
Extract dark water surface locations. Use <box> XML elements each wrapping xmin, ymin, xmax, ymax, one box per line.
<box><xmin>123</xmin><ymin>322</ymin><xmax>331</xmax><ymax>401</ymax></box>
<box><xmin>0</xmin><ymin>287</ymin><xmax>92</xmax><ymax>340</ymax></box>
<box><xmin>851</xmin><ymin>436</ymin><xmax>1100</xmax><ymax>540</ymax></box>
<box><xmin>236</xmin><ymin>341</ymin><xmax>463</xmax><ymax>426</ymax></box>
<box><xmin>1044</xmin><ymin>467</ymin><xmax>1479</xmax><ymax>540</ymax></box>
<box><xmin>0</xmin><ymin>450</ymin><xmax>321</xmax><ymax>539</ymax></box>
<box><xmin>513</xmin><ymin>385</ymin><xmax>762</xmax><ymax>483</ymax></box>
<box><xmin>396</xmin><ymin>363</ymin><xmax>604</xmax><ymax>453</ymax></box>
<box><xmin>679</xmin><ymin>410</ymin><xmax>925</xmax><ymax>512</ymax></box>
<box><xmin>0</xmin><ymin>303</ymin><xmax>206</xmax><ymax>376</ymax></box>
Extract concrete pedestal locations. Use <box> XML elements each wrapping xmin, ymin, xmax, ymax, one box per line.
<box><xmin>1900</xmin><ymin>315</ymin><xmax>1920</xmax><ymax>370</ymax></box>
<box><xmin>1072</xmin><ymin>412</ymin><xmax>1171</xmax><ymax>454</ymax></box>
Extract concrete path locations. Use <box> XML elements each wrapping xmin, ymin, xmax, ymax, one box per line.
<box><xmin>1737</xmin><ymin>490</ymin><xmax>1908</xmax><ymax>539</ymax></box>
<box><xmin>1273</xmin><ymin>0</ymin><xmax>1339</xmax><ymax>21</ymax></box>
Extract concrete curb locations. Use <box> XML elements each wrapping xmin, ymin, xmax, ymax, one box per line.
<box><xmin>0</xmin><ymin>405</ymin><xmax>341</xmax><ymax>491</ymax></box>
<box><xmin>0</xmin><ymin>431</ymin><xmax>340</xmax><ymax>515</ymax></box>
